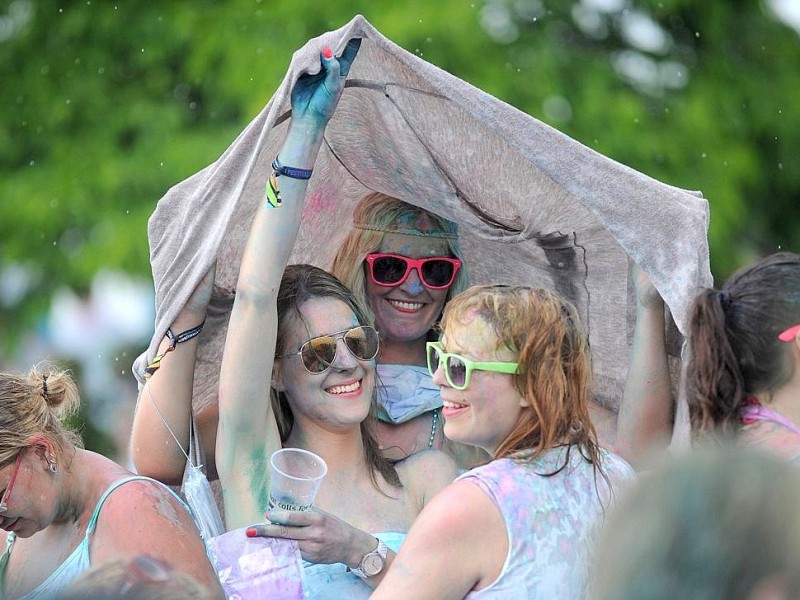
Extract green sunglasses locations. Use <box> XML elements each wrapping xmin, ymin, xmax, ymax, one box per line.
<box><xmin>426</xmin><ymin>341</ymin><xmax>519</xmax><ymax>390</ymax></box>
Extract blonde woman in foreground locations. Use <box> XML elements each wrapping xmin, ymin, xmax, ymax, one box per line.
<box><xmin>0</xmin><ymin>365</ymin><xmax>222</xmax><ymax>599</ymax></box>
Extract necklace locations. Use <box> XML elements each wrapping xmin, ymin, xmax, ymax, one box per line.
<box><xmin>428</xmin><ymin>409</ymin><xmax>439</xmax><ymax>449</ymax></box>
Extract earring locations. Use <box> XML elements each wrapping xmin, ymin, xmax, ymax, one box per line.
<box><xmin>49</xmin><ymin>460</ymin><xmax>58</xmax><ymax>474</ymax></box>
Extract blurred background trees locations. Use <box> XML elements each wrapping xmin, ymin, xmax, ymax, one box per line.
<box><xmin>1</xmin><ymin>0</ymin><xmax>798</xmax><ymax>456</ymax></box>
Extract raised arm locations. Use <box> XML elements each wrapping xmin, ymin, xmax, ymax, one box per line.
<box><xmin>216</xmin><ymin>40</ymin><xmax>361</xmax><ymax>529</ymax></box>
<box><xmin>130</xmin><ymin>265</ymin><xmax>216</xmax><ymax>484</ymax></box>
<box><xmin>614</xmin><ymin>263</ymin><xmax>673</xmax><ymax>468</ymax></box>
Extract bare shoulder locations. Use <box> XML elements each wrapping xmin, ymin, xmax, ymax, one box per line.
<box><xmin>420</xmin><ymin>479</ymin><xmax>498</xmax><ymax>527</ymax></box>
<box><xmin>374</xmin><ymin>479</ymin><xmax>504</xmax><ymax>598</ymax></box>
<box><xmin>90</xmin><ymin>477</ymin><xmax>221</xmax><ymax>592</ymax></box>
<box><xmin>395</xmin><ymin>449</ymin><xmax>459</xmax><ymax>509</ymax></box>
<box><xmin>400</xmin><ymin>479</ymin><xmax>502</xmax><ymax>560</ymax></box>
<box><xmin>93</xmin><ymin>477</ymin><xmax>196</xmax><ymax>535</ymax></box>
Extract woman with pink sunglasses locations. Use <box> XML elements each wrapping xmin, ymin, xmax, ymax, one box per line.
<box><xmin>686</xmin><ymin>251</ymin><xmax>800</xmax><ymax>460</ymax></box>
<box><xmin>331</xmin><ymin>196</ymin><xmax>674</xmax><ymax>470</ymax></box>
<box><xmin>330</xmin><ymin>196</ymin><xmax>487</xmax><ymax>467</ymax></box>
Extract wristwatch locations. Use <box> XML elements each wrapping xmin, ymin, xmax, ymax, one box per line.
<box><xmin>350</xmin><ymin>538</ymin><xmax>388</xmax><ymax>579</ymax></box>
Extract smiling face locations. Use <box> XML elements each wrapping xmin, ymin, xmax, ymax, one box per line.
<box><xmin>364</xmin><ymin>232</ymin><xmax>451</xmax><ymax>358</ymax></box>
<box><xmin>433</xmin><ymin>312</ymin><xmax>528</xmax><ymax>456</ymax></box>
<box><xmin>274</xmin><ymin>297</ymin><xmax>376</xmax><ymax>434</ymax></box>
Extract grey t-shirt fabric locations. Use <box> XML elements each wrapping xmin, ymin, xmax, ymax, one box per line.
<box><xmin>132</xmin><ymin>14</ymin><xmax>711</xmax><ymax>446</ymax></box>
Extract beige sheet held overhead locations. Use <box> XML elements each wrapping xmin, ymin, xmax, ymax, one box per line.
<box><xmin>132</xmin><ymin>15</ymin><xmax>711</xmax><ymax>445</ymax></box>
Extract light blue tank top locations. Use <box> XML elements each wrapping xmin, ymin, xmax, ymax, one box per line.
<box><xmin>302</xmin><ymin>531</ymin><xmax>405</xmax><ymax>599</ymax></box>
<box><xmin>0</xmin><ymin>475</ymin><xmax>190</xmax><ymax>600</ymax></box>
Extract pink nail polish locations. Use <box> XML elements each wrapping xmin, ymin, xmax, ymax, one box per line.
<box><xmin>323</xmin><ymin>46</ymin><xmax>333</xmax><ymax>59</ymax></box>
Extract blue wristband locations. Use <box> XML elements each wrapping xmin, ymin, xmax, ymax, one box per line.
<box><xmin>272</xmin><ymin>157</ymin><xmax>313</xmax><ymax>180</ymax></box>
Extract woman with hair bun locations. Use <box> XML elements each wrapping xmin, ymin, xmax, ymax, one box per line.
<box><xmin>0</xmin><ymin>365</ymin><xmax>222</xmax><ymax>599</ymax></box>
<box><xmin>686</xmin><ymin>251</ymin><xmax>800</xmax><ymax>460</ymax></box>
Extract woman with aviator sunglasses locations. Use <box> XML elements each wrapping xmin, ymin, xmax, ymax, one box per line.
<box><xmin>131</xmin><ymin>40</ymin><xmax>458</xmax><ymax>597</ymax></box>
<box><xmin>371</xmin><ymin>285</ymin><xmax>635</xmax><ymax>599</ymax></box>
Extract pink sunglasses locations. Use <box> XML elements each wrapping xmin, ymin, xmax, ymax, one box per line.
<box><xmin>365</xmin><ymin>253</ymin><xmax>462</xmax><ymax>289</ymax></box>
<box><xmin>0</xmin><ymin>448</ymin><xmax>25</xmax><ymax>513</ymax></box>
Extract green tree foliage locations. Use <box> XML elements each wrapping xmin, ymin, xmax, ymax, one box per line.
<box><xmin>2</xmin><ymin>0</ymin><xmax>799</xmax><ymax>357</ymax></box>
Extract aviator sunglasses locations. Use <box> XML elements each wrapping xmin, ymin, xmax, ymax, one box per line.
<box><xmin>277</xmin><ymin>325</ymin><xmax>380</xmax><ymax>374</ymax></box>
<box><xmin>365</xmin><ymin>253</ymin><xmax>462</xmax><ymax>289</ymax></box>
<box><xmin>427</xmin><ymin>341</ymin><xmax>519</xmax><ymax>391</ymax></box>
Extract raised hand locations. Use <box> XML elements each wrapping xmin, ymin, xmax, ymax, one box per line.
<box><xmin>290</xmin><ymin>38</ymin><xmax>361</xmax><ymax>126</ymax></box>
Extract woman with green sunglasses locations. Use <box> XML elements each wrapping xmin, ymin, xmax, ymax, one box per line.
<box><xmin>371</xmin><ymin>285</ymin><xmax>635</xmax><ymax>599</ymax></box>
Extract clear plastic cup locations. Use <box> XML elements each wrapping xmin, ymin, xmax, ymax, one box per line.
<box><xmin>268</xmin><ymin>448</ymin><xmax>328</xmax><ymax>512</ymax></box>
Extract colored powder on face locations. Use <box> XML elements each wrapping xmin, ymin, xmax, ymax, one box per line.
<box><xmin>407</xmin><ymin>280</ymin><xmax>424</xmax><ymax>294</ymax></box>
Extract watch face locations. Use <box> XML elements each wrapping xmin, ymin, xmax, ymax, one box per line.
<box><xmin>364</xmin><ymin>553</ymin><xmax>384</xmax><ymax>576</ymax></box>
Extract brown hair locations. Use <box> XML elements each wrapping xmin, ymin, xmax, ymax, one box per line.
<box><xmin>0</xmin><ymin>363</ymin><xmax>82</xmax><ymax>467</ymax></box>
<box><xmin>330</xmin><ymin>193</ymin><xmax>469</xmax><ymax>328</ymax></box>
<box><xmin>686</xmin><ymin>252</ymin><xmax>800</xmax><ymax>438</ymax></box>
<box><xmin>439</xmin><ymin>285</ymin><xmax>602</xmax><ymax>468</ymax></box>
<box><xmin>274</xmin><ymin>264</ymin><xmax>401</xmax><ymax>489</ymax></box>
